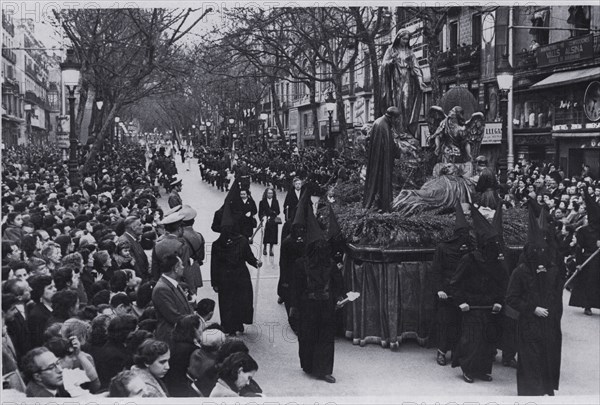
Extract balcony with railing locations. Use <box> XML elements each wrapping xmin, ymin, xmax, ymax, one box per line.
<box><xmin>515</xmin><ymin>34</ymin><xmax>600</xmax><ymax>74</ymax></box>
<box><xmin>2</xmin><ymin>47</ymin><xmax>17</xmax><ymax>64</ymax></box>
<box><xmin>2</xmin><ymin>13</ymin><xmax>15</xmax><ymax>36</ymax></box>
<box><xmin>437</xmin><ymin>44</ymin><xmax>481</xmax><ymax>75</ymax></box>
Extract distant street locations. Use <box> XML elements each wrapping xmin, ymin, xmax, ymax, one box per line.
<box><xmin>158</xmin><ymin>156</ymin><xmax>600</xmax><ymax>400</ymax></box>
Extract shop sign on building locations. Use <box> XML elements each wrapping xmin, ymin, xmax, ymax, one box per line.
<box><xmin>481</xmin><ymin>122</ymin><xmax>502</xmax><ymax>144</ymax></box>
<box><xmin>537</xmin><ymin>34</ymin><xmax>594</xmax><ymax>68</ymax></box>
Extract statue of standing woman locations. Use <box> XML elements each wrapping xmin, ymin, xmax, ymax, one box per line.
<box><xmin>380</xmin><ymin>29</ymin><xmax>427</xmax><ymax>136</ymax></box>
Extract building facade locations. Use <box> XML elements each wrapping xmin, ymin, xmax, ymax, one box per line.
<box><xmin>2</xmin><ymin>12</ymin><xmax>59</xmax><ymax>149</ymax></box>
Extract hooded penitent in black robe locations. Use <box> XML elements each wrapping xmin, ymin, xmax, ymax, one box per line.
<box><xmin>210</xmin><ymin>232</ymin><xmax>259</xmax><ymax>334</ymax></box>
<box><xmin>507</xmin><ymin>260</ymin><xmax>563</xmax><ymax>395</ymax></box>
<box><xmin>431</xmin><ymin>235</ymin><xmax>471</xmax><ymax>353</ymax></box>
<box><xmin>363</xmin><ymin>111</ymin><xmax>399</xmax><ymax>212</ymax></box>
<box><xmin>430</xmin><ymin>203</ymin><xmax>472</xmax><ymax>354</ymax></box>
<box><xmin>505</xmin><ymin>205</ymin><xmax>564</xmax><ymax>396</ymax></box>
<box><xmin>450</xmin><ymin>250</ymin><xmax>509</xmax><ymax>376</ymax></box>
<box><xmin>291</xmin><ymin>241</ymin><xmax>344</xmax><ymax>378</ymax></box>
<box><xmin>278</xmin><ymin>233</ymin><xmax>305</xmax><ymax>318</ymax></box>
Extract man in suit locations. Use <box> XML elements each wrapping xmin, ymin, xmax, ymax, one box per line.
<box><xmin>152</xmin><ymin>252</ymin><xmax>194</xmax><ymax>343</ymax></box>
<box><xmin>117</xmin><ymin>216</ymin><xmax>149</xmax><ymax>281</ymax></box>
<box><xmin>3</xmin><ymin>279</ymin><xmax>32</xmax><ymax>359</ymax></box>
<box><xmin>27</xmin><ymin>274</ymin><xmax>56</xmax><ymax>348</ymax></box>
<box><xmin>168</xmin><ymin>177</ymin><xmax>183</xmax><ymax>208</ymax></box>
<box><xmin>22</xmin><ymin>347</ymin><xmax>70</xmax><ymax>397</ymax></box>
<box><xmin>283</xmin><ymin>178</ymin><xmax>303</xmax><ymax>222</ymax></box>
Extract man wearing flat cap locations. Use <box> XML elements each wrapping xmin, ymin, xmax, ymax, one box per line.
<box><xmin>180</xmin><ymin>205</ymin><xmax>205</xmax><ymax>291</ymax></box>
<box><xmin>150</xmin><ymin>208</ymin><xmax>191</xmax><ymax>282</ymax></box>
<box><xmin>168</xmin><ymin>177</ymin><xmax>183</xmax><ymax>208</ymax></box>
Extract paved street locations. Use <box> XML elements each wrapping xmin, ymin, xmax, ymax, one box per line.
<box><xmin>159</xmin><ymin>156</ymin><xmax>600</xmax><ymax>401</ymax></box>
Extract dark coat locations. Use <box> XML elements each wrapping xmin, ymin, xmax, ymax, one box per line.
<box><xmin>151</xmin><ymin>233</ymin><xmax>191</xmax><ymax>281</ymax></box>
<box><xmin>568</xmin><ymin>225</ymin><xmax>600</xmax><ymax>309</ymax></box>
<box><xmin>92</xmin><ymin>340</ymin><xmax>131</xmax><ymax>390</ymax></box>
<box><xmin>25</xmin><ymin>381</ymin><xmax>71</xmax><ymax>397</ymax></box>
<box><xmin>430</xmin><ymin>237</ymin><xmax>469</xmax><ymax>353</ymax></box>
<box><xmin>168</xmin><ymin>190</ymin><xmax>183</xmax><ymax>208</ymax></box>
<box><xmin>362</xmin><ymin>114</ymin><xmax>399</xmax><ymax>212</ymax></box>
<box><xmin>117</xmin><ymin>232</ymin><xmax>150</xmax><ymax>280</ymax></box>
<box><xmin>27</xmin><ymin>302</ymin><xmax>52</xmax><ymax>348</ymax></box>
<box><xmin>5</xmin><ymin>309</ymin><xmax>31</xmax><ymax>359</ymax></box>
<box><xmin>450</xmin><ymin>252</ymin><xmax>509</xmax><ymax>375</ymax></box>
<box><xmin>291</xmin><ymin>247</ymin><xmax>345</xmax><ymax>377</ymax></box>
<box><xmin>506</xmin><ymin>262</ymin><xmax>563</xmax><ymax>395</ymax></box>
<box><xmin>283</xmin><ymin>189</ymin><xmax>301</xmax><ymax>222</ymax></box>
<box><xmin>187</xmin><ymin>347</ymin><xmax>218</xmax><ymax>396</ymax></box>
<box><xmin>210</xmin><ymin>234</ymin><xmax>258</xmax><ymax>334</ymax></box>
<box><xmin>231</xmin><ymin>197</ymin><xmax>258</xmax><ymax>239</ymax></box>
<box><xmin>181</xmin><ymin>226</ymin><xmax>205</xmax><ymax>290</ymax></box>
<box><xmin>258</xmin><ymin>198</ymin><xmax>281</xmax><ymax>245</ymax></box>
<box><xmin>164</xmin><ymin>341</ymin><xmax>198</xmax><ymax>397</ymax></box>
<box><xmin>152</xmin><ymin>275</ymin><xmax>194</xmax><ymax>342</ymax></box>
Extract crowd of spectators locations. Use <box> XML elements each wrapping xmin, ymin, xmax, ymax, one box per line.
<box><xmin>2</xmin><ymin>143</ymin><xmax>260</xmax><ymax>399</ymax></box>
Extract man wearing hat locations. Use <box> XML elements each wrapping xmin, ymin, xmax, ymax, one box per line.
<box><xmin>150</xmin><ymin>207</ymin><xmax>191</xmax><ymax>282</ymax></box>
<box><xmin>180</xmin><ymin>205</ymin><xmax>205</xmax><ymax>291</ymax></box>
<box><xmin>450</xmin><ymin>203</ymin><xmax>509</xmax><ymax>383</ymax></box>
<box><xmin>168</xmin><ymin>177</ymin><xmax>183</xmax><ymax>209</ymax></box>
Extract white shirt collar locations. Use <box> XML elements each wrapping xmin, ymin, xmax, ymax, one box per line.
<box><xmin>162</xmin><ymin>274</ymin><xmax>179</xmax><ymax>289</ymax></box>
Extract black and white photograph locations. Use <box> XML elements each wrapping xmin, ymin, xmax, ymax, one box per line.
<box><xmin>1</xmin><ymin>1</ymin><xmax>599</xmax><ymax>404</ymax></box>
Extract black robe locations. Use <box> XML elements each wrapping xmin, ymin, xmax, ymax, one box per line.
<box><xmin>363</xmin><ymin>114</ymin><xmax>399</xmax><ymax>212</ymax></box>
<box><xmin>568</xmin><ymin>225</ymin><xmax>600</xmax><ymax>310</ymax></box>
<box><xmin>506</xmin><ymin>262</ymin><xmax>563</xmax><ymax>396</ymax></box>
<box><xmin>231</xmin><ymin>197</ymin><xmax>258</xmax><ymax>239</ymax></box>
<box><xmin>279</xmin><ymin>235</ymin><xmax>305</xmax><ymax>332</ymax></box>
<box><xmin>210</xmin><ymin>234</ymin><xmax>258</xmax><ymax>334</ymax></box>
<box><xmin>290</xmin><ymin>247</ymin><xmax>345</xmax><ymax>377</ymax></box>
<box><xmin>430</xmin><ymin>236</ymin><xmax>467</xmax><ymax>353</ymax></box>
<box><xmin>450</xmin><ymin>252</ymin><xmax>509</xmax><ymax>376</ymax></box>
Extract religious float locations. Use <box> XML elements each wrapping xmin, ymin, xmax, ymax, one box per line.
<box><xmin>325</xmin><ymin>30</ymin><xmax>527</xmax><ymax>349</ymax></box>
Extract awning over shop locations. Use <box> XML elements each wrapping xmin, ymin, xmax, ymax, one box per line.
<box><xmin>530</xmin><ymin>67</ymin><xmax>600</xmax><ymax>90</ymax></box>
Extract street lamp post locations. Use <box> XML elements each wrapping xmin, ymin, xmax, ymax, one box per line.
<box><xmin>325</xmin><ymin>91</ymin><xmax>335</xmax><ymax>149</ymax></box>
<box><xmin>206</xmin><ymin>121</ymin><xmax>211</xmax><ymax>146</ymax></box>
<box><xmin>114</xmin><ymin>116</ymin><xmax>120</xmax><ymax>148</ymax></box>
<box><xmin>259</xmin><ymin>112</ymin><xmax>268</xmax><ymax>151</ymax></box>
<box><xmin>228</xmin><ymin>118</ymin><xmax>235</xmax><ymax>148</ymax></box>
<box><xmin>496</xmin><ymin>54</ymin><xmax>514</xmax><ymax>185</ymax></box>
<box><xmin>192</xmin><ymin>124</ymin><xmax>196</xmax><ymax>146</ymax></box>
<box><xmin>24</xmin><ymin>103</ymin><xmax>33</xmax><ymax>145</ymax></box>
<box><xmin>60</xmin><ymin>48</ymin><xmax>82</xmax><ymax>186</ymax></box>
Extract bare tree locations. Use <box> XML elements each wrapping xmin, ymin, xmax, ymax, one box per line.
<box><xmin>54</xmin><ymin>7</ymin><xmax>211</xmax><ymax>176</ymax></box>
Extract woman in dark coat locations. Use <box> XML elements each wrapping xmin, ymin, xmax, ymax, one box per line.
<box><xmin>258</xmin><ymin>187</ymin><xmax>281</xmax><ymax>256</ymax></box>
<box><xmin>210</xmin><ymin>215</ymin><xmax>262</xmax><ymax>336</ymax></box>
<box><xmin>231</xmin><ymin>189</ymin><xmax>258</xmax><ymax>239</ymax></box>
